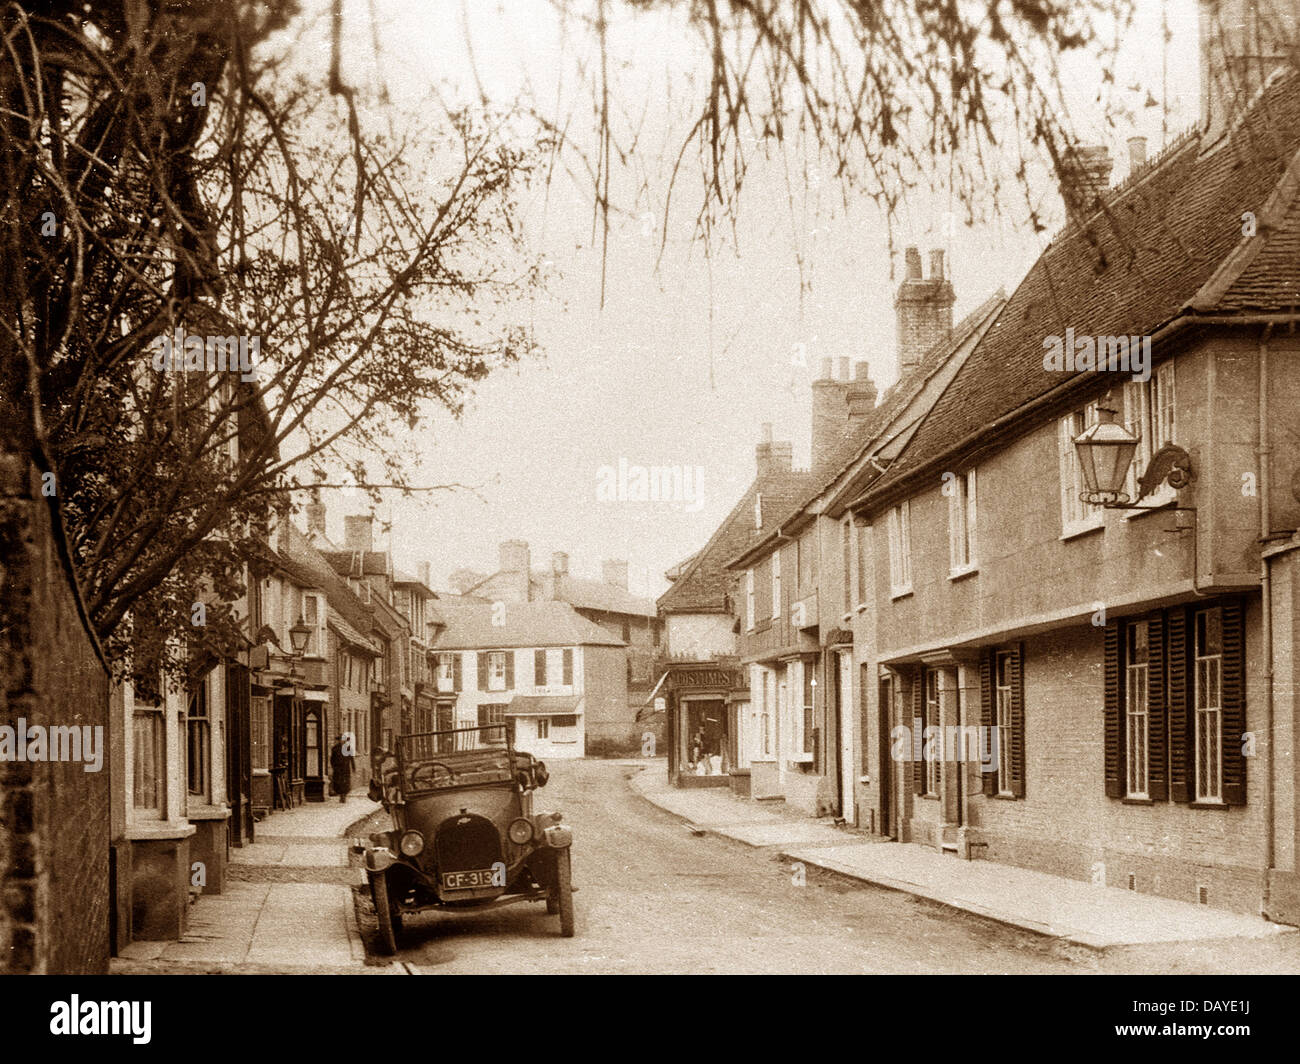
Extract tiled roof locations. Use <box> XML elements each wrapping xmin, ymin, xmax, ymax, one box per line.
<box><xmin>657</xmin><ymin>468</ymin><xmax>814</xmax><ymax>614</ymax></box>
<box><xmin>862</xmin><ymin>73</ymin><xmax>1300</xmax><ymax>505</ymax></box>
<box><xmin>280</xmin><ymin>523</ymin><xmax>383</xmax><ymax>646</ymax></box>
<box><xmin>320</xmin><ymin>549</ymin><xmax>390</xmax><ymax>578</ymax></box>
<box><xmin>545</xmin><ymin>573</ymin><xmax>657</xmax><ymax>618</ymax></box>
<box><xmin>429</xmin><ymin>596</ymin><xmax>625</xmax><ymax>650</ymax></box>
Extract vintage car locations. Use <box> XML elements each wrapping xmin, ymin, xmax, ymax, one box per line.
<box><xmin>356</xmin><ymin>724</ymin><xmax>575</xmax><ymax>952</ymax></box>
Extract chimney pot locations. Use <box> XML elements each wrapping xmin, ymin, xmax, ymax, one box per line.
<box><xmin>551</xmin><ymin>551</ymin><xmax>569</xmax><ymax>576</ymax></box>
<box><xmin>760</xmin><ymin>422</ymin><xmax>773</xmax><ymax>443</ymax></box>
<box><xmin>929</xmin><ymin>249</ymin><xmax>945</xmax><ymax>281</ymax></box>
<box><xmin>818</xmin><ymin>357</ymin><xmax>832</xmax><ymax>379</ymax></box>
<box><xmin>499</xmin><ymin>540</ymin><xmax>530</xmax><ymax>574</ymax></box>
<box><xmin>904</xmin><ymin>246</ymin><xmax>923</xmax><ymax>280</ymax></box>
<box><xmin>837</xmin><ymin>356</ymin><xmax>850</xmax><ymax>381</ymax></box>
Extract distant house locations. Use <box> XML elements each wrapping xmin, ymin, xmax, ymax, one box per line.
<box><xmin>428</xmin><ymin>597</ymin><xmax>627</xmax><ymax>759</ymax></box>
<box><xmin>462</xmin><ymin>542</ymin><xmax>659</xmax><ymax>753</ymax></box>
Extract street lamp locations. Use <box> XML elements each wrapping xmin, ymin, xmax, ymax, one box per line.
<box><xmin>289</xmin><ymin>615</ymin><xmax>312</xmax><ymax>656</ymax></box>
<box><xmin>1073</xmin><ymin>402</ymin><xmax>1139</xmax><ymax>506</ymax></box>
<box><xmin>1073</xmin><ymin>395</ymin><xmax>1194</xmax><ymax>509</ymax></box>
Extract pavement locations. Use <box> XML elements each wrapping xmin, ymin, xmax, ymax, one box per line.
<box><xmin>112</xmin><ymin>790</ymin><xmax>400</xmax><ymax>974</ymax></box>
<box><xmin>627</xmin><ymin>763</ymin><xmax>1296</xmax><ymax>951</ymax></box>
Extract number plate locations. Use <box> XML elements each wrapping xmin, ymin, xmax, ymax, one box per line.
<box><xmin>442</xmin><ymin>868</ymin><xmax>498</xmax><ymax>890</ymax></box>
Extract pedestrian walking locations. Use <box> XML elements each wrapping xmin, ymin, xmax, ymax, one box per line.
<box><xmin>329</xmin><ymin>735</ymin><xmax>355</xmax><ymax>803</ymax></box>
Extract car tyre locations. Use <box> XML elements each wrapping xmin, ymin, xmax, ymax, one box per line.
<box><xmin>370</xmin><ymin>870</ymin><xmax>400</xmax><ymax>954</ymax></box>
<box><xmin>552</xmin><ymin>849</ymin><xmax>575</xmax><ymax>938</ymax></box>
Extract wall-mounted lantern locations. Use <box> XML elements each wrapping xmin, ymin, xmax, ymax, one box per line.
<box><xmin>1073</xmin><ymin>396</ymin><xmax>1194</xmax><ymax>509</ymax></box>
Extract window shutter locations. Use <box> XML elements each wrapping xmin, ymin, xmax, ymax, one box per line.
<box><xmin>477</xmin><ymin>704</ymin><xmax>488</xmax><ymax>728</ymax></box>
<box><xmin>505</xmin><ymin>651</ymin><xmax>515</xmax><ymax>690</ymax></box>
<box><xmin>979</xmin><ymin>650</ymin><xmax>996</xmax><ymax>796</ymax></box>
<box><xmin>477</xmin><ymin>652</ymin><xmax>487</xmax><ymax>691</ymax></box>
<box><xmin>1103</xmin><ymin>621</ymin><xmax>1123</xmax><ymax>797</ymax></box>
<box><xmin>912</xmin><ymin>667</ymin><xmax>924</xmax><ymax>796</ymax></box>
<box><xmin>563</xmin><ymin>648</ymin><xmax>573</xmax><ymax>685</ymax></box>
<box><xmin>1221</xmin><ymin>599</ymin><xmax>1247</xmax><ymax>806</ymax></box>
<box><xmin>1009</xmin><ymin>643</ymin><xmax>1026</xmax><ymax>798</ymax></box>
<box><xmin>1167</xmin><ymin>607</ymin><xmax>1192</xmax><ymax>802</ymax></box>
<box><xmin>1147</xmin><ymin>613</ymin><xmax>1168</xmax><ymax>801</ymax></box>
<box><xmin>535</xmin><ymin>649</ymin><xmax>547</xmax><ymax>686</ymax></box>
<box><xmin>452</xmin><ymin>653</ymin><xmax>462</xmax><ymax>692</ymax></box>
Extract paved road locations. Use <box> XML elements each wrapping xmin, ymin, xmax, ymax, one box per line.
<box><xmin>358</xmin><ymin>759</ymin><xmax>1098</xmax><ymax>974</ymax></box>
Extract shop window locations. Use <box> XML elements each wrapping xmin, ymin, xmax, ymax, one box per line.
<box><xmin>250</xmin><ymin>695</ymin><xmax>271</xmax><ymax>771</ymax></box>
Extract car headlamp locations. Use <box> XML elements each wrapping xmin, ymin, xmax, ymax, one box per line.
<box><xmin>399</xmin><ymin>830</ymin><xmax>424</xmax><ymax>857</ymax></box>
<box><xmin>508</xmin><ymin>818</ymin><xmax>534</xmax><ymax>845</ymax></box>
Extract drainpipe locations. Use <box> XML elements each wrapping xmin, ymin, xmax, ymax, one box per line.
<box><xmin>1258</xmin><ymin>325</ymin><xmax>1275</xmax><ymax>901</ymax></box>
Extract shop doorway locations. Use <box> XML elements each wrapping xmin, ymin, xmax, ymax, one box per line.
<box><xmin>683</xmin><ymin>698</ymin><xmax>727</xmax><ymax>777</ymax></box>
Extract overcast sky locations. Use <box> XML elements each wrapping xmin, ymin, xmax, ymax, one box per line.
<box><xmin>285</xmin><ymin>0</ymin><xmax>1202</xmax><ymax>599</ymax></box>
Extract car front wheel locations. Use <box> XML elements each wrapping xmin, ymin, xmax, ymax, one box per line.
<box><xmin>551</xmin><ymin>849</ymin><xmax>575</xmax><ymax>938</ymax></box>
<box><xmin>369</xmin><ymin>870</ymin><xmax>400</xmax><ymax>954</ymax></box>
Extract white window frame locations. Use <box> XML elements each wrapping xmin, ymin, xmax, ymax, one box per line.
<box><xmin>537</xmin><ymin>717</ymin><xmax>550</xmax><ymax>739</ymax></box>
<box><xmin>948</xmin><ymin>469</ymin><xmax>978</xmax><ymax>576</ymax></box>
<box><xmin>1194</xmin><ymin>608</ymin><xmax>1224</xmax><ymax>803</ymax></box>
<box><xmin>437</xmin><ymin>653</ymin><xmax>455</xmax><ymax>693</ymax></box>
<box><xmin>771</xmin><ymin>549</ymin><xmax>781</xmax><ymax>621</ymax></box>
<box><xmin>887</xmin><ymin>501</ymin><xmax>912</xmax><ymax>598</ymax></box>
<box><xmin>487</xmin><ymin>651</ymin><xmax>507</xmax><ymax>692</ymax></box>
<box><xmin>1058</xmin><ymin>403</ymin><xmax>1104</xmax><ymax>537</ymax></box>
<box><xmin>754</xmin><ymin>492</ymin><xmax>763</xmax><ymax>530</ymax></box>
<box><xmin>855</xmin><ymin>520</ymin><xmax>869</xmax><ymax>607</ymax></box>
<box><xmin>1123</xmin><ymin>361</ymin><xmax>1177</xmax><ymax>510</ymax></box>
<box><xmin>1125</xmin><ymin>621</ymin><xmax>1150</xmax><ymax>799</ymax></box>
<box><xmin>746</xmin><ymin>568</ymin><xmax>756</xmax><ymax>631</ymax></box>
<box><xmin>842</xmin><ymin>519</ymin><xmax>853</xmax><ymax>615</ymax></box>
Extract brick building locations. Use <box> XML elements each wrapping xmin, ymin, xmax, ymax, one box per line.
<box><xmin>836</xmin><ymin>7</ymin><xmax>1300</xmax><ymax>920</ymax></box>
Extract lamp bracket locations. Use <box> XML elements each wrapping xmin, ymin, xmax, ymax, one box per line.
<box><xmin>1135</xmin><ymin>443</ymin><xmax>1194</xmax><ymax>501</ymax></box>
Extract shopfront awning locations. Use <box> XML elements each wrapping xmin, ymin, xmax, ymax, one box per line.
<box><xmin>505</xmin><ymin>695</ymin><xmax>582</xmax><ymax>717</ymax></box>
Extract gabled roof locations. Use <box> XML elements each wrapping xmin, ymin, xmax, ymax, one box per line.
<box><xmin>429</xmin><ymin>597</ymin><xmax>626</xmax><ymax>650</ymax></box>
<box><xmin>859</xmin><ymin>72</ymin><xmax>1300</xmax><ymax>508</ymax></box>
<box><xmin>658</xmin><ymin>467</ymin><xmax>814</xmax><ymax>614</ymax></box>
<box><xmin>279</xmin><ymin>522</ymin><xmax>382</xmax><ymax>647</ymax></box>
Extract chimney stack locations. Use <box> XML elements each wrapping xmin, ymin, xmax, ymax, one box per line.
<box><xmin>343</xmin><ymin>514</ymin><xmax>374</xmax><ymax>553</ymax></box>
<box><xmin>1127</xmin><ymin>136</ymin><xmax>1147</xmax><ymax>175</ymax></box>
<box><xmin>419</xmin><ymin>561</ymin><xmax>431</xmax><ymax>588</ymax></box>
<box><xmin>499</xmin><ymin>540</ymin><xmax>530</xmax><ymax>574</ymax></box>
<box><xmin>811</xmin><ymin>359</ymin><xmax>852</xmax><ymax>473</ymax></box>
<box><xmin>1059</xmin><ymin>144</ymin><xmax>1113</xmax><ymax>222</ymax></box>
<box><xmin>305</xmin><ymin>490</ymin><xmax>327</xmax><ymax>538</ymax></box>
<box><xmin>602</xmin><ymin>560</ymin><xmax>629</xmax><ymax>590</ymax></box>
<box><xmin>755</xmin><ymin>421</ymin><xmax>793</xmax><ymax>477</ymax></box>
<box><xmin>1199</xmin><ymin>0</ymin><xmax>1298</xmax><ymax>147</ymax></box>
<box><xmin>847</xmin><ymin>360</ymin><xmax>878</xmax><ymax>427</ymax></box>
<box><xmin>894</xmin><ymin>245</ymin><xmax>955</xmax><ymax>378</ymax></box>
